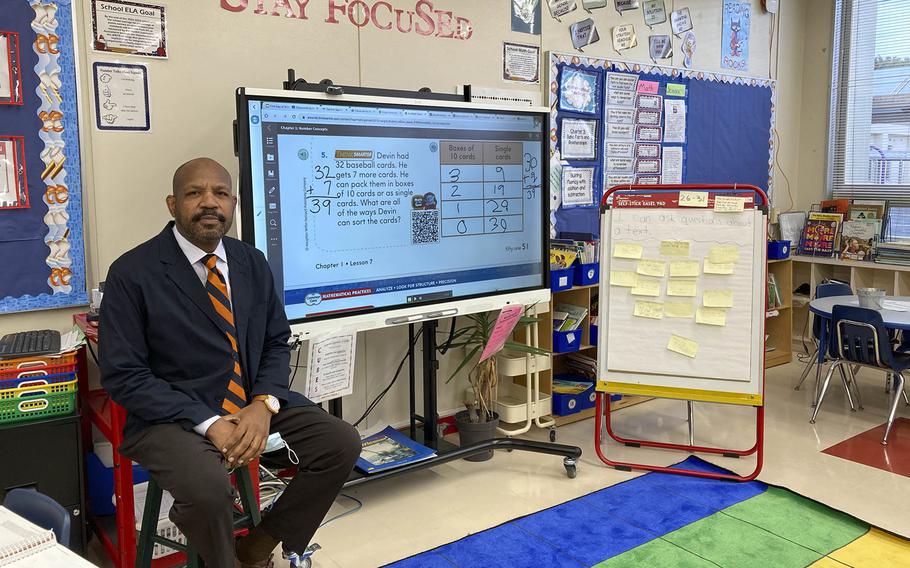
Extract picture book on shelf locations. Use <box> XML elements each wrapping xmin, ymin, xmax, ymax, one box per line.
<box><xmin>800</xmin><ymin>212</ymin><xmax>843</xmax><ymax>257</ymax></box>
<box><xmin>839</xmin><ymin>219</ymin><xmax>878</xmax><ymax>261</ymax></box>
<box><xmin>820</xmin><ymin>199</ymin><xmax>850</xmax><ymax>214</ymax></box>
<box><xmin>355</xmin><ymin>425</ymin><xmax>436</xmax><ymax>474</ymax></box>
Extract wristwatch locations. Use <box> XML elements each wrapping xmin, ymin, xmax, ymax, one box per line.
<box><xmin>253</xmin><ymin>394</ymin><xmax>280</xmax><ymax>415</ymax></box>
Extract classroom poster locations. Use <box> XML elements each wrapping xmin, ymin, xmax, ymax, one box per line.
<box><xmin>91</xmin><ymin>0</ymin><xmax>168</xmax><ymax>58</ymax></box>
<box><xmin>721</xmin><ymin>0</ymin><xmax>750</xmax><ymax>71</ymax></box>
<box><xmin>93</xmin><ymin>62</ymin><xmax>150</xmax><ymax>131</ymax></box>
<box><xmin>503</xmin><ymin>42</ymin><xmax>540</xmax><ymax>83</ymax></box>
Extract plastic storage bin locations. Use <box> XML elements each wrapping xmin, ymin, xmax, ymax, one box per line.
<box><xmin>552</xmin><ymin>382</ymin><xmax>596</xmax><ymax>416</ymax></box>
<box><xmin>553</xmin><ymin>329</ymin><xmax>582</xmax><ymax>353</ymax></box>
<box><xmin>86</xmin><ymin>451</ymin><xmax>150</xmax><ymax>516</ymax></box>
<box><xmin>768</xmin><ymin>240</ymin><xmax>791</xmax><ymax>260</ymax></box>
<box><xmin>0</xmin><ymin>351</ymin><xmax>78</xmax><ymax>381</ymax></box>
<box><xmin>575</xmin><ymin>262</ymin><xmax>600</xmax><ymax>286</ymax></box>
<box><xmin>590</xmin><ymin>324</ymin><xmax>598</xmax><ymax>347</ymax></box>
<box><xmin>551</xmin><ymin>267</ymin><xmax>575</xmax><ymax>291</ymax></box>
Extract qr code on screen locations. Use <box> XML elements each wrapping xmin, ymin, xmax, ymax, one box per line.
<box><xmin>411</xmin><ymin>210</ymin><xmax>440</xmax><ymax>244</ymax></box>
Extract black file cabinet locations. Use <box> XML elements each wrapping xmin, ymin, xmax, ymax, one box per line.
<box><xmin>0</xmin><ymin>414</ymin><xmax>86</xmax><ymax>552</ymax></box>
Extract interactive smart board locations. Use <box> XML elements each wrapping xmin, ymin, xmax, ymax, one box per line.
<box><xmin>236</xmin><ymin>88</ymin><xmax>551</xmax><ymax>330</ymax></box>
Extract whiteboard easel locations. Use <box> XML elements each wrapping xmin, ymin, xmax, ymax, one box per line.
<box><xmin>594</xmin><ymin>185</ymin><xmax>767</xmax><ymax>482</ymax></box>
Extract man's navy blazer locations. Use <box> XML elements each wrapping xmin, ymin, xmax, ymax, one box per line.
<box><xmin>100</xmin><ymin>222</ymin><xmax>312</xmax><ymax>439</ymax></box>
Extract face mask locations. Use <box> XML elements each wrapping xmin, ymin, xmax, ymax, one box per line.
<box><xmin>264</xmin><ymin>432</ymin><xmax>299</xmax><ymax>465</ymax></box>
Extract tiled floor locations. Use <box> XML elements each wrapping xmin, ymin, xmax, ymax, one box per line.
<box><xmin>823</xmin><ymin>417</ymin><xmax>910</xmax><ymax>478</ymax></box>
<box><xmin>88</xmin><ymin>358</ymin><xmax>910</xmax><ymax>567</ymax></box>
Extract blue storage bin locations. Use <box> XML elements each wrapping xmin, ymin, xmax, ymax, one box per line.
<box><xmin>590</xmin><ymin>324</ymin><xmax>598</xmax><ymax>347</ymax></box>
<box><xmin>552</xmin><ymin>383</ymin><xmax>596</xmax><ymax>416</ymax></box>
<box><xmin>575</xmin><ymin>262</ymin><xmax>600</xmax><ymax>286</ymax></box>
<box><xmin>551</xmin><ymin>267</ymin><xmax>575</xmax><ymax>291</ymax></box>
<box><xmin>553</xmin><ymin>329</ymin><xmax>582</xmax><ymax>353</ymax></box>
<box><xmin>86</xmin><ymin>451</ymin><xmax>149</xmax><ymax>516</ymax></box>
<box><xmin>768</xmin><ymin>240</ymin><xmax>791</xmax><ymax>260</ymax></box>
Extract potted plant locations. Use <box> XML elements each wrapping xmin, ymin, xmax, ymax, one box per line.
<box><xmin>445</xmin><ymin>307</ymin><xmax>548</xmax><ymax>461</ymax></box>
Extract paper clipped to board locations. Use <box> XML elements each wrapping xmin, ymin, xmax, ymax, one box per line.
<box><xmin>631</xmin><ymin>277</ymin><xmax>661</xmax><ymax>297</ymax></box>
<box><xmin>703</xmin><ymin>290</ymin><xmax>734</xmax><ymax>308</ymax></box>
<box><xmin>305</xmin><ymin>331</ymin><xmax>356</xmax><ymax>403</ymax></box>
<box><xmin>714</xmin><ymin>195</ymin><xmax>747</xmax><ymax>212</ymax></box>
<box><xmin>667</xmin><ymin>278</ymin><xmax>697</xmax><ymax>297</ymax></box>
<box><xmin>708</xmin><ymin>245</ymin><xmax>740</xmax><ymax>264</ymax></box>
<box><xmin>669</xmin><ymin>260</ymin><xmax>700</xmax><ymax>277</ymax></box>
<box><xmin>634</xmin><ymin>300</ymin><xmax>664</xmax><ymax>319</ymax></box>
<box><xmin>636</xmin><ymin>259</ymin><xmax>666</xmax><ymax>277</ymax></box>
<box><xmin>614</xmin><ymin>242</ymin><xmax>643</xmax><ymax>259</ymax></box>
<box><xmin>667</xmin><ymin>333</ymin><xmax>699</xmax><ymax>358</ymax></box>
<box><xmin>696</xmin><ymin>307</ymin><xmax>727</xmax><ymax>326</ymax></box>
<box><xmin>610</xmin><ymin>270</ymin><xmax>638</xmax><ymax>287</ymax></box>
<box><xmin>660</xmin><ymin>240</ymin><xmax>690</xmax><ymax>256</ymax></box>
<box><xmin>665</xmin><ymin>300</ymin><xmax>694</xmax><ymax>318</ymax></box>
<box><xmin>678</xmin><ymin>190</ymin><xmax>708</xmax><ymax>207</ymax></box>
<box><xmin>703</xmin><ymin>259</ymin><xmax>735</xmax><ymax>275</ymax></box>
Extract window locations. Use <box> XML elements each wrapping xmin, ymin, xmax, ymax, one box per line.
<box><xmin>829</xmin><ymin>0</ymin><xmax>910</xmax><ymax>240</ymax></box>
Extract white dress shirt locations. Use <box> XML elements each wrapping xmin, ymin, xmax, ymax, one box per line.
<box><xmin>172</xmin><ymin>226</ymin><xmax>230</xmax><ymax>436</ymax></box>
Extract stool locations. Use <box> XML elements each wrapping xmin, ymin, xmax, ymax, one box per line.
<box><xmin>135</xmin><ymin>465</ymin><xmax>261</xmax><ymax>568</ymax></box>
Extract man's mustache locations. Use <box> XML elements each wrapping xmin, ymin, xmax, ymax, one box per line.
<box><xmin>193</xmin><ymin>211</ymin><xmax>225</xmax><ymax>223</ymax></box>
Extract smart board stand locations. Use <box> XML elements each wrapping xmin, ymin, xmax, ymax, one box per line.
<box><xmin>278</xmin><ymin>71</ymin><xmax>582</xmax><ymax>483</ymax></box>
<box><xmin>594</xmin><ymin>184</ymin><xmax>768</xmax><ymax>482</ymax></box>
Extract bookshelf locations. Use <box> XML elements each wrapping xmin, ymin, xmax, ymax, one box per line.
<box><xmin>765</xmin><ymin>259</ymin><xmax>793</xmax><ymax>368</ymax></box>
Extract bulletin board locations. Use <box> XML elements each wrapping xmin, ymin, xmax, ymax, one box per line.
<box><xmin>596</xmin><ymin>189</ymin><xmax>766</xmax><ymax>407</ymax></box>
<box><xmin>0</xmin><ymin>0</ymin><xmax>88</xmax><ymax>313</ymax></box>
<box><xmin>546</xmin><ymin>52</ymin><xmax>775</xmax><ymax>238</ymax></box>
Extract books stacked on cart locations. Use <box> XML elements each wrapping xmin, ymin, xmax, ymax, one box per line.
<box><xmin>875</xmin><ymin>241</ymin><xmax>910</xmax><ymax>266</ymax></box>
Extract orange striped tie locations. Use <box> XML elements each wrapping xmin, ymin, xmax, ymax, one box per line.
<box><xmin>202</xmin><ymin>254</ymin><xmax>247</xmax><ymax>414</ymax></box>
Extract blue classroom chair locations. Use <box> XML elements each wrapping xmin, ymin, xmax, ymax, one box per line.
<box><xmin>2</xmin><ymin>488</ymin><xmax>71</xmax><ymax>548</ymax></box>
<box><xmin>810</xmin><ymin>305</ymin><xmax>910</xmax><ymax>444</ymax></box>
<box><xmin>794</xmin><ymin>282</ymin><xmax>858</xmax><ymax>406</ymax></box>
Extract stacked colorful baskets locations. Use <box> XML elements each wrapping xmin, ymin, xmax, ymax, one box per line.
<box><xmin>0</xmin><ymin>352</ymin><xmax>77</xmax><ymax>425</ymax></box>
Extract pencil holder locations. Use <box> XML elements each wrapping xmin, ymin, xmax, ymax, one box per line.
<box><xmin>551</xmin><ymin>267</ymin><xmax>575</xmax><ymax>292</ymax></box>
<box><xmin>575</xmin><ymin>262</ymin><xmax>600</xmax><ymax>286</ymax></box>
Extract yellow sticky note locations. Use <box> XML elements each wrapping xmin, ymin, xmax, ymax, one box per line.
<box><xmin>679</xmin><ymin>191</ymin><xmax>709</xmax><ymax>207</ymax></box>
<box><xmin>703</xmin><ymin>290</ymin><xmax>734</xmax><ymax>308</ymax></box>
<box><xmin>637</xmin><ymin>259</ymin><xmax>667</xmax><ymax>277</ymax></box>
<box><xmin>610</xmin><ymin>270</ymin><xmax>638</xmax><ymax>287</ymax></box>
<box><xmin>614</xmin><ymin>242</ymin><xmax>643</xmax><ymax>259</ymax></box>
<box><xmin>704</xmin><ymin>259</ymin><xmax>735</xmax><ymax>275</ymax></box>
<box><xmin>714</xmin><ymin>196</ymin><xmax>747</xmax><ymax>212</ymax></box>
<box><xmin>696</xmin><ymin>307</ymin><xmax>727</xmax><ymax>326</ymax></box>
<box><xmin>631</xmin><ymin>277</ymin><xmax>661</xmax><ymax>297</ymax></box>
<box><xmin>708</xmin><ymin>245</ymin><xmax>740</xmax><ymax>264</ymax></box>
<box><xmin>660</xmin><ymin>240</ymin><xmax>690</xmax><ymax>256</ymax></box>
<box><xmin>667</xmin><ymin>278</ymin><xmax>697</xmax><ymax>297</ymax></box>
<box><xmin>633</xmin><ymin>300</ymin><xmax>664</xmax><ymax>319</ymax></box>
<box><xmin>665</xmin><ymin>301</ymin><xmax>694</xmax><ymax>318</ymax></box>
<box><xmin>667</xmin><ymin>334</ymin><xmax>699</xmax><ymax>358</ymax></box>
<box><xmin>669</xmin><ymin>260</ymin><xmax>700</xmax><ymax>277</ymax></box>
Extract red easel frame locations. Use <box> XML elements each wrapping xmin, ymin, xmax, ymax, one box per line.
<box><xmin>593</xmin><ymin>184</ymin><xmax>768</xmax><ymax>482</ymax></box>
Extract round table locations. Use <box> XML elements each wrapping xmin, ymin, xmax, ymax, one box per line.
<box><xmin>809</xmin><ymin>295</ymin><xmax>910</xmax><ymax>331</ymax></box>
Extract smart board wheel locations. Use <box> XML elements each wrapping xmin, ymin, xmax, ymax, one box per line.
<box><xmin>549</xmin><ymin>427</ymin><xmax>557</xmax><ymax>442</ymax></box>
<box><xmin>564</xmin><ymin>457</ymin><xmax>577</xmax><ymax>479</ymax></box>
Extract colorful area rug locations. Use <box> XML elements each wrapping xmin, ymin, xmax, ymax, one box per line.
<box><xmin>385</xmin><ymin>457</ymin><xmax>910</xmax><ymax>568</ymax></box>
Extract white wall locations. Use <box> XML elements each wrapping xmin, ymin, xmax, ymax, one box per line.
<box><xmin>1</xmin><ymin>0</ymin><xmax>820</xmax><ymax>430</ymax></box>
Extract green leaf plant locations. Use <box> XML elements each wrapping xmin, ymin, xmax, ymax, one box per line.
<box><xmin>442</xmin><ymin>305</ymin><xmax>549</xmax><ymax>424</ymax></box>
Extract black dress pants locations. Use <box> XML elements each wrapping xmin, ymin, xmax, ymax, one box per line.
<box><xmin>120</xmin><ymin>405</ymin><xmax>361</xmax><ymax>568</ymax></box>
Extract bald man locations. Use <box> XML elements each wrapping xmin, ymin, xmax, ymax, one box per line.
<box><xmin>100</xmin><ymin>158</ymin><xmax>360</xmax><ymax>568</ymax></box>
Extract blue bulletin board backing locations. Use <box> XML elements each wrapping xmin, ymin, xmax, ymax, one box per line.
<box><xmin>0</xmin><ymin>0</ymin><xmax>88</xmax><ymax>313</ymax></box>
<box><xmin>547</xmin><ymin>52</ymin><xmax>775</xmax><ymax>239</ymax></box>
